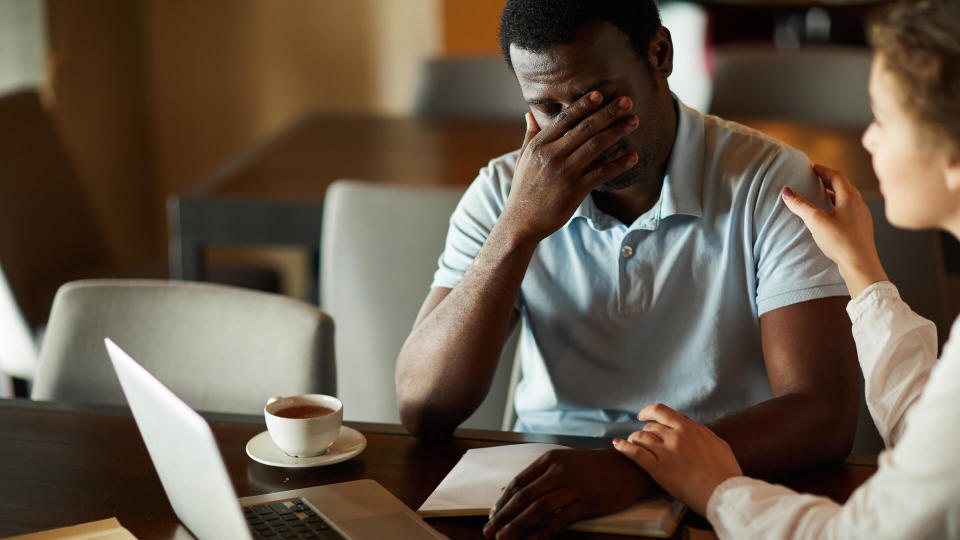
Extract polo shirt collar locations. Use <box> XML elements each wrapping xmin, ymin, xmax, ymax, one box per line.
<box><xmin>571</xmin><ymin>96</ymin><xmax>704</xmax><ymax>230</ymax></box>
<box><xmin>661</xmin><ymin>98</ymin><xmax>704</xmax><ymax>219</ymax></box>
<box><xmin>571</xmin><ymin>189</ymin><xmax>614</xmax><ymax>229</ymax></box>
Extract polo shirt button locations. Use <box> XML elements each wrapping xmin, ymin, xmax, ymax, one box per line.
<box><xmin>621</xmin><ymin>245</ymin><xmax>634</xmax><ymax>258</ymax></box>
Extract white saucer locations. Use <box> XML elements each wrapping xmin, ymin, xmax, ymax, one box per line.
<box><xmin>245</xmin><ymin>426</ymin><xmax>366</xmax><ymax>468</ymax></box>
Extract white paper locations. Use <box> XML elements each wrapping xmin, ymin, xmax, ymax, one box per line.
<box><xmin>418</xmin><ymin>443</ymin><xmax>567</xmax><ymax>515</ymax></box>
<box><xmin>417</xmin><ymin>443</ymin><xmax>686</xmax><ymax>537</ymax></box>
<box><xmin>5</xmin><ymin>517</ymin><xmax>138</xmax><ymax>540</ymax></box>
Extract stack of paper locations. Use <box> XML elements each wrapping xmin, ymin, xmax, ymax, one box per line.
<box><xmin>418</xmin><ymin>443</ymin><xmax>685</xmax><ymax>537</ymax></box>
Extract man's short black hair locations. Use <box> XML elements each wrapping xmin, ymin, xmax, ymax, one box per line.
<box><xmin>498</xmin><ymin>0</ymin><xmax>662</xmax><ymax>71</ymax></box>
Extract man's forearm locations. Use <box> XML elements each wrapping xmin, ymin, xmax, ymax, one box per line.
<box><xmin>396</xmin><ymin>216</ymin><xmax>540</xmax><ymax>437</ymax></box>
<box><xmin>709</xmin><ymin>392</ymin><xmax>857</xmax><ymax>479</ymax></box>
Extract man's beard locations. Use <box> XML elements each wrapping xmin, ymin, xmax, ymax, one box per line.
<box><xmin>593</xmin><ymin>150</ymin><xmax>651</xmax><ymax>192</ymax></box>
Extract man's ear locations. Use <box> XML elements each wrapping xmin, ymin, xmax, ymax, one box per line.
<box><xmin>647</xmin><ymin>26</ymin><xmax>674</xmax><ymax>80</ymax></box>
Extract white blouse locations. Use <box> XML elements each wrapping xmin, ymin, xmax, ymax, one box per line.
<box><xmin>706</xmin><ymin>281</ymin><xmax>960</xmax><ymax>539</ymax></box>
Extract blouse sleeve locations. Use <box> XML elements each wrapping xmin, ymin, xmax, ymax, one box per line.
<box><xmin>845</xmin><ymin>281</ymin><xmax>937</xmax><ymax>447</ymax></box>
<box><xmin>703</xmin><ymin>282</ymin><xmax>959</xmax><ymax>539</ymax></box>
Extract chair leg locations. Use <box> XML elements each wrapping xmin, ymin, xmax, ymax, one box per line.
<box><xmin>12</xmin><ymin>376</ymin><xmax>30</xmax><ymax>398</ymax></box>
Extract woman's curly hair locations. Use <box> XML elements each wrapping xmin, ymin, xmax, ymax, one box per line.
<box><xmin>869</xmin><ymin>0</ymin><xmax>960</xmax><ymax>154</ymax></box>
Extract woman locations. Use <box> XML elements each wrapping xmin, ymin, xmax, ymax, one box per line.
<box><xmin>612</xmin><ymin>1</ymin><xmax>960</xmax><ymax>537</ymax></box>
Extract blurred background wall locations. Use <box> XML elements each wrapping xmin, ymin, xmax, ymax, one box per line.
<box><xmin>144</xmin><ymin>0</ymin><xmax>442</xmax><ymax>197</ymax></box>
<box><xmin>40</xmin><ymin>0</ymin><xmax>449</xmax><ymax>269</ymax></box>
<box><xmin>443</xmin><ymin>0</ymin><xmax>503</xmax><ymax>55</ymax></box>
<box><xmin>46</xmin><ymin>0</ymin><xmax>158</xmax><ymax>265</ymax></box>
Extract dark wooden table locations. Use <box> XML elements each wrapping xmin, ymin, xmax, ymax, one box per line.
<box><xmin>168</xmin><ymin>113</ymin><xmax>876</xmax><ymax>304</ymax></box>
<box><xmin>0</xmin><ymin>399</ymin><xmax>877</xmax><ymax>539</ymax></box>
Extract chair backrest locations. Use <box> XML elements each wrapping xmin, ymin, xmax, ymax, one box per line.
<box><xmin>411</xmin><ymin>56</ymin><xmax>529</xmax><ymax>119</ymax></box>
<box><xmin>0</xmin><ymin>89</ymin><xmax>113</xmax><ymax>329</ymax></box>
<box><xmin>709</xmin><ymin>45</ymin><xmax>873</xmax><ymax>129</ymax></box>
<box><xmin>321</xmin><ymin>180</ymin><xmax>519</xmax><ymax>430</ymax></box>
<box><xmin>851</xmin><ymin>195</ymin><xmax>952</xmax><ymax>454</ymax></box>
<box><xmin>31</xmin><ymin>279</ymin><xmax>335</xmax><ymax>415</ymax></box>
<box><xmin>0</xmin><ymin>261</ymin><xmax>39</xmax><ymax>389</ymax></box>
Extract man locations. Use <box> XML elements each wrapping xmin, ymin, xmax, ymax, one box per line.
<box><xmin>396</xmin><ymin>1</ymin><xmax>860</xmax><ymax>538</ymax></box>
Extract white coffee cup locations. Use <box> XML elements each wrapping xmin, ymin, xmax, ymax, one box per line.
<box><xmin>264</xmin><ymin>394</ymin><xmax>343</xmax><ymax>457</ymax></box>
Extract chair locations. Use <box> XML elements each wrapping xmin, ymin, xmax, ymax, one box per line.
<box><xmin>708</xmin><ymin>45</ymin><xmax>873</xmax><ymax>129</ymax></box>
<box><xmin>0</xmin><ymin>262</ymin><xmax>39</xmax><ymax>397</ymax></box>
<box><xmin>321</xmin><ymin>180</ymin><xmax>519</xmax><ymax>430</ymax></box>
<box><xmin>31</xmin><ymin>279</ymin><xmax>335</xmax><ymax>415</ymax></box>
<box><xmin>411</xmin><ymin>56</ymin><xmax>529</xmax><ymax>119</ymax></box>
<box><xmin>849</xmin><ymin>195</ymin><xmax>952</xmax><ymax>454</ymax></box>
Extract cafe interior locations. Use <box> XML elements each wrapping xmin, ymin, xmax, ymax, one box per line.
<box><xmin>0</xmin><ymin>0</ymin><xmax>955</xmax><ymax>538</ymax></box>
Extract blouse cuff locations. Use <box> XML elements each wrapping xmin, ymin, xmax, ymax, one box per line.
<box><xmin>846</xmin><ymin>281</ymin><xmax>900</xmax><ymax>324</ymax></box>
<box><xmin>706</xmin><ymin>476</ymin><xmax>755</xmax><ymax>524</ymax></box>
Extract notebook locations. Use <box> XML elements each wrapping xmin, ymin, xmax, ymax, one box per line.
<box><xmin>418</xmin><ymin>443</ymin><xmax>685</xmax><ymax>538</ymax></box>
<box><xmin>104</xmin><ymin>338</ymin><xmax>445</xmax><ymax>540</ymax></box>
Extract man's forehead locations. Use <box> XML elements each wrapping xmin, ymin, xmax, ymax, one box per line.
<box><xmin>518</xmin><ymin>75</ymin><xmax>612</xmax><ymax>105</ymax></box>
<box><xmin>511</xmin><ymin>48</ymin><xmax>618</xmax><ymax>102</ymax></box>
<box><xmin>510</xmin><ymin>43</ymin><xmax>583</xmax><ymax>82</ymax></box>
<box><xmin>509</xmin><ymin>22</ymin><xmax>629</xmax><ymax>70</ymax></box>
<box><xmin>509</xmin><ymin>22</ymin><xmax>639</xmax><ymax>97</ymax></box>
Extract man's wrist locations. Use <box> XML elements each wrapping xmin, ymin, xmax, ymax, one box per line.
<box><xmin>492</xmin><ymin>211</ymin><xmax>549</xmax><ymax>251</ymax></box>
<box><xmin>616</xmin><ymin>449</ymin><xmax>659</xmax><ymax>500</ymax></box>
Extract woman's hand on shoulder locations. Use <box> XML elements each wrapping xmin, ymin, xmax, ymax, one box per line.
<box><xmin>781</xmin><ymin>164</ymin><xmax>888</xmax><ymax>298</ymax></box>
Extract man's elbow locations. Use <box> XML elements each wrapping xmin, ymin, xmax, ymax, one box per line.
<box><xmin>395</xmin><ymin>369</ymin><xmax>459</xmax><ymax>439</ymax></box>
<box><xmin>816</xmin><ymin>391</ymin><xmax>859</xmax><ymax>462</ymax></box>
<box><xmin>824</xmin><ymin>418</ymin><xmax>856</xmax><ymax>462</ymax></box>
<box><xmin>397</xmin><ymin>395</ymin><xmax>458</xmax><ymax>440</ymax></box>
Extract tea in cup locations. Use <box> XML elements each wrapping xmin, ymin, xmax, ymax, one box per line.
<box><xmin>264</xmin><ymin>394</ymin><xmax>343</xmax><ymax>457</ymax></box>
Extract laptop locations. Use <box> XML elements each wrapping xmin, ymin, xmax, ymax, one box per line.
<box><xmin>104</xmin><ymin>338</ymin><xmax>446</xmax><ymax>540</ymax></box>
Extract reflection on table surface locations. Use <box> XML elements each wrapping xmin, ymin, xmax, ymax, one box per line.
<box><xmin>0</xmin><ymin>399</ymin><xmax>877</xmax><ymax>540</ymax></box>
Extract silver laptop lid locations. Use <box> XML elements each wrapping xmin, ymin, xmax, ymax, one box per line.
<box><xmin>105</xmin><ymin>338</ymin><xmax>251</xmax><ymax>539</ymax></box>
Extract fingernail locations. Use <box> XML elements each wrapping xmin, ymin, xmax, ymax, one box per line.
<box><xmin>618</xmin><ymin>97</ymin><xmax>631</xmax><ymax>109</ymax></box>
<box><xmin>590</xmin><ymin>91</ymin><xmax>602</xmax><ymax>103</ymax></box>
<box><xmin>782</xmin><ymin>187</ymin><xmax>795</xmax><ymax>199</ymax></box>
<box><xmin>612</xmin><ymin>438</ymin><xmax>622</xmax><ymax>447</ymax></box>
<box><xmin>627</xmin><ymin>115</ymin><xmax>638</xmax><ymax>127</ymax></box>
<box><xmin>628</xmin><ymin>152</ymin><xmax>638</xmax><ymax>164</ymax></box>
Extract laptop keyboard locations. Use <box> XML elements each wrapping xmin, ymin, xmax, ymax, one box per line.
<box><xmin>243</xmin><ymin>498</ymin><xmax>347</xmax><ymax>539</ymax></box>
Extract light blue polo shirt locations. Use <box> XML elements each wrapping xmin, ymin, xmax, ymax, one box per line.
<box><xmin>432</xmin><ymin>100</ymin><xmax>847</xmax><ymax>437</ymax></box>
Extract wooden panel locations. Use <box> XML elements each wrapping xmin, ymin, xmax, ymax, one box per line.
<box><xmin>45</xmin><ymin>0</ymin><xmax>161</xmax><ymax>264</ymax></box>
<box><xmin>443</xmin><ymin>0</ymin><xmax>506</xmax><ymax>56</ymax></box>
